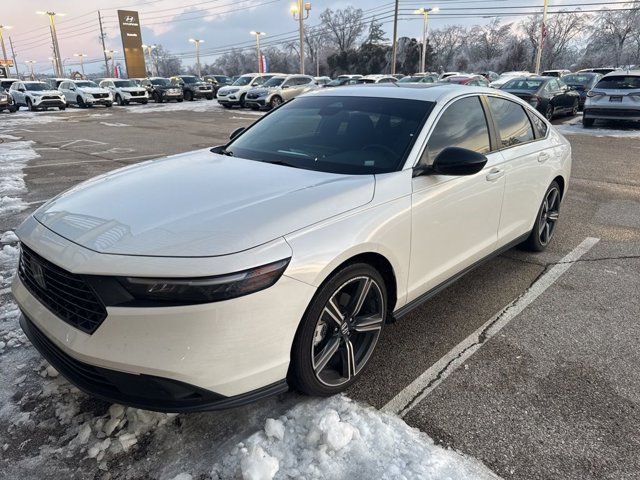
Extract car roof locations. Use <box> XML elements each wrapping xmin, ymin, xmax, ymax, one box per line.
<box><xmin>602</xmin><ymin>69</ymin><xmax>640</xmax><ymax>77</ymax></box>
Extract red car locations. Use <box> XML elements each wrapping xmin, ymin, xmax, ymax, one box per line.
<box><xmin>442</xmin><ymin>74</ymin><xmax>490</xmax><ymax>87</ymax></box>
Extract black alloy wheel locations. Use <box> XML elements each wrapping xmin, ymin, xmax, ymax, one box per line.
<box><xmin>522</xmin><ymin>181</ymin><xmax>561</xmax><ymax>252</ymax></box>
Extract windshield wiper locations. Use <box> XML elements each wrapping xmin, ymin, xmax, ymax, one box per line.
<box><xmin>262</xmin><ymin>160</ymin><xmax>302</xmax><ymax>169</ymax></box>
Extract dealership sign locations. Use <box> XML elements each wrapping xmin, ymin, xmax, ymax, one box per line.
<box><xmin>117</xmin><ymin>10</ymin><xmax>146</xmax><ymax>78</ymax></box>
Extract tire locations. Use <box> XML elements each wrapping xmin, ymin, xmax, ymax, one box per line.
<box><xmin>184</xmin><ymin>90</ymin><xmax>193</xmax><ymax>101</ymax></box>
<box><xmin>239</xmin><ymin>94</ymin><xmax>246</xmax><ymax>108</ymax></box>
<box><xmin>153</xmin><ymin>92</ymin><xmax>163</xmax><ymax>103</ymax></box>
<box><xmin>269</xmin><ymin>96</ymin><xmax>283</xmax><ymax>109</ymax></box>
<box><xmin>141</xmin><ymin>99</ymin><xmax>148</xmax><ymax>105</ymax></box>
<box><xmin>206</xmin><ymin>94</ymin><xmax>214</xmax><ymax>100</ymax></box>
<box><xmin>116</xmin><ymin>94</ymin><xmax>125</xmax><ymax>106</ymax></box>
<box><xmin>569</xmin><ymin>99</ymin><xmax>579</xmax><ymax>116</ymax></box>
<box><xmin>521</xmin><ymin>181</ymin><xmax>561</xmax><ymax>252</ymax></box>
<box><xmin>105</xmin><ymin>102</ymin><xmax>113</xmax><ymax>108</ymax></box>
<box><xmin>26</xmin><ymin>98</ymin><xmax>37</xmax><ymax>112</ymax></box>
<box><xmin>8</xmin><ymin>105</ymin><xmax>17</xmax><ymax>113</ymax></box>
<box><xmin>544</xmin><ymin>104</ymin><xmax>554</xmax><ymax>121</ymax></box>
<box><xmin>222</xmin><ymin>104</ymin><xmax>232</xmax><ymax>109</ymax></box>
<box><xmin>250</xmin><ymin>105</ymin><xmax>260</xmax><ymax>111</ymax></box>
<box><xmin>59</xmin><ymin>106</ymin><xmax>66</xmax><ymax>111</ymax></box>
<box><xmin>583</xmin><ymin>116</ymin><xmax>594</xmax><ymax>128</ymax></box>
<box><xmin>289</xmin><ymin>263</ymin><xmax>387</xmax><ymax>396</ymax></box>
<box><xmin>177</xmin><ymin>98</ymin><xmax>184</xmax><ymax>102</ymax></box>
<box><xmin>77</xmin><ymin>96</ymin><xmax>87</xmax><ymax>108</ymax></box>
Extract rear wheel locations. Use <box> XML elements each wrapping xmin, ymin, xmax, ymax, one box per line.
<box><xmin>239</xmin><ymin>94</ymin><xmax>246</xmax><ymax>108</ymax></box>
<box><xmin>544</xmin><ymin>104</ymin><xmax>554</xmax><ymax>121</ymax></box>
<box><xmin>522</xmin><ymin>181</ymin><xmax>561</xmax><ymax>252</ymax></box>
<box><xmin>59</xmin><ymin>105</ymin><xmax>66</xmax><ymax>111</ymax></box>
<box><xmin>153</xmin><ymin>92</ymin><xmax>163</xmax><ymax>103</ymax></box>
<box><xmin>289</xmin><ymin>263</ymin><xmax>387</xmax><ymax>396</ymax></box>
<box><xmin>570</xmin><ymin>99</ymin><xmax>579</xmax><ymax>116</ymax></box>
<box><xmin>583</xmin><ymin>116</ymin><xmax>595</xmax><ymax>128</ymax></box>
<box><xmin>184</xmin><ymin>90</ymin><xmax>193</xmax><ymax>101</ymax></box>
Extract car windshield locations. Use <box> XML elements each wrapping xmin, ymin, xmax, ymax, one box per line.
<box><xmin>75</xmin><ymin>81</ymin><xmax>98</xmax><ymax>88</ymax></box>
<box><xmin>151</xmin><ymin>78</ymin><xmax>171</xmax><ymax>86</ymax></box>
<box><xmin>503</xmin><ymin>79</ymin><xmax>544</xmax><ymax>90</ymax></box>
<box><xmin>1</xmin><ymin>81</ymin><xmax>15</xmax><ymax>90</ymax></box>
<box><xmin>595</xmin><ymin>76</ymin><xmax>640</xmax><ymax>90</ymax></box>
<box><xmin>25</xmin><ymin>82</ymin><xmax>48</xmax><ymax>91</ymax></box>
<box><xmin>233</xmin><ymin>76</ymin><xmax>253</xmax><ymax>86</ymax></box>
<box><xmin>114</xmin><ymin>80</ymin><xmax>136</xmax><ymax>88</ymax></box>
<box><xmin>398</xmin><ymin>76</ymin><xmax>419</xmax><ymax>83</ymax></box>
<box><xmin>263</xmin><ymin>77</ymin><xmax>286</xmax><ymax>87</ymax></box>
<box><xmin>180</xmin><ymin>76</ymin><xmax>201</xmax><ymax>84</ymax></box>
<box><xmin>225</xmin><ymin>96</ymin><xmax>433</xmax><ymax>175</ymax></box>
<box><xmin>562</xmin><ymin>74</ymin><xmax>593</xmax><ymax>86</ymax></box>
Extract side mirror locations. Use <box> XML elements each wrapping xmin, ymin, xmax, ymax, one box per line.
<box><xmin>230</xmin><ymin>127</ymin><xmax>245</xmax><ymax>140</ymax></box>
<box><xmin>414</xmin><ymin>147</ymin><xmax>488</xmax><ymax>177</ymax></box>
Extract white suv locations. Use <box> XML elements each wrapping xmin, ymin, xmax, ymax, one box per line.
<box><xmin>216</xmin><ymin>73</ymin><xmax>278</xmax><ymax>108</ymax></box>
<box><xmin>59</xmin><ymin>80</ymin><xmax>113</xmax><ymax>108</ymax></box>
<box><xmin>99</xmin><ymin>78</ymin><xmax>148</xmax><ymax>106</ymax></box>
<box><xmin>9</xmin><ymin>81</ymin><xmax>66</xmax><ymax>111</ymax></box>
<box><xmin>583</xmin><ymin>70</ymin><xmax>640</xmax><ymax>127</ymax></box>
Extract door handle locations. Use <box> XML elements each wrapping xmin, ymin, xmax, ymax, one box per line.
<box><xmin>486</xmin><ymin>168</ymin><xmax>504</xmax><ymax>182</ymax></box>
<box><xmin>538</xmin><ymin>152</ymin><xmax>551</xmax><ymax>163</ymax></box>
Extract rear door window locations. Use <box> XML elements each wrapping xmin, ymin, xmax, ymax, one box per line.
<box><xmin>595</xmin><ymin>76</ymin><xmax>640</xmax><ymax>89</ymax></box>
<box><xmin>488</xmin><ymin>97</ymin><xmax>535</xmax><ymax>148</ymax></box>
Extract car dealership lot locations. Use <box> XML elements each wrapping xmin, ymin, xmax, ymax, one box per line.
<box><xmin>1</xmin><ymin>104</ymin><xmax>639</xmax><ymax>479</ymax></box>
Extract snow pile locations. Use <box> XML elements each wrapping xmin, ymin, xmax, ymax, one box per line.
<box><xmin>212</xmin><ymin>395</ymin><xmax>499</xmax><ymax>480</ymax></box>
<box><xmin>556</xmin><ymin>123</ymin><xmax>640</xmax><ymax>138</ymax></box>
<box><xmin>127</xmin><ymin>100</ymin><xmax>226</xmax><ymax>114</ymax></box>
<box><xmin>0</xmin><ymin>140</ymin><xmax>40</xmax><ymax>218</ymax></box>
<box><xmin>2</xmin><ymin>110</ymin><xmax>67</xmax><ymax>129</ymax></box>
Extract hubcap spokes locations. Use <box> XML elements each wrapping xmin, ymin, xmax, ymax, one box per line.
<box><xmin>312</xmin><ymin>276</ymin><xmax>384</xmax><ymax>387</ymax></box>
<box><xmin>539</xmin><ymin>187</ymin><xmax>560</xmax><ymax>245</ymax></box>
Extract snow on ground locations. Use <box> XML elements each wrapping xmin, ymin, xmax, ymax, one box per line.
<box><xmin>126</xmin><ymin>100</ymin><xmax>227</xmax><ymax>114</ymax></box>
<box><xmin>0</xmin><ymin>139</ymin><xmax>39</xmax><ymax>224</ymax></box>
<box><xmin>556</xmin><ymin>122</ymin><xmax>640</xmax><ymax>138</ymax></box>
<box><xmin>211</xmin><ymin>395</ymin><xmax>499</xmax><ymax>480</ymax></box>
<box><xmin>1</xmin><ymin>109</ymin><xmax>68</xmax><ymax>130</ymax></box>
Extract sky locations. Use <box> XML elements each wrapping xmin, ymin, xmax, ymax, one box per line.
<box><xmin>1</xmin><ymin>0</ymin><xmax>597</xmax><ymax>75</ymax></box>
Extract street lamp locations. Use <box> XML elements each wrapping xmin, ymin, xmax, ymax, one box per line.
<box><xmin>36</xmin><ymin>11</ymin><xmax>65</xmax><ymax>77</ymax></box>
<box><xmin>290</xmin><ymin>1</ymin><xmax>311</xmax><ymax>74</ymax></box>
<box><xmin>414</xmin><ymin>7</ymin><xmax>439</xmax><ymax>73</ymax></box>
<box><xmin>189</xmin><ymin>38</ymin><xmax>204</xmax><ymax>77</ymax></box>
<box><xmin>141</xmin><ymin>44</ymin><xmax>157</xmax><ymax>76</ymax></box>
<box><xmin>25</xmin><ymin>60</ymin><xmax>36</xmax><ymax>79</ymax></box>
<box><xmin>104</xmin><ymin>49</ymin><xmax>117</xmax><ymax>77</ymax></box>
<box><xmin>250</xmin><ymin>31</ymin><xmax>265</xmax><ymax>73</ymax></box>
<box><xmin>74</xmin><ymin>53</ymin><xmax>87</xmax><ymax>77</ymax></box>
<box><xmin>0</xmin><ymin>25</ymin><xmax>12</xmax><ymax>69</ymax></box>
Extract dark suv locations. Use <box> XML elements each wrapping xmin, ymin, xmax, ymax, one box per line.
<box><xmin>170</xmin><ymin>75</ymin><xmax>214</xmax><ymax>101</ymax></box>
<box><xmin>203</xmin><ymin>75</ymin><xmax>232</xmax><ymax>95</ymax></box>
<box><xmin>142</xmin><ymin>77</ymin><xmax>185</xmax><ymax>103</ymax></box>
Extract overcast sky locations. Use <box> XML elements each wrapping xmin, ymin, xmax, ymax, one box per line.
<box><xmin>4</xmin><ymin>0</ymin><xmax>585</xmax><ymax>74</ymax></box>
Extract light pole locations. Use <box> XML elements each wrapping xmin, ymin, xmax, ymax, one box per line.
<box><xmin>25</xmin><ymin>60</ymin><xmax>36</xmax><ymax>79</ymax></box>
<box><xmin>104</xmin><ymin>49</ymin><xmax>117</xmax><ymax>77</ymax></box>
<box><xmin>36</xmin><ymin>11</ymin><xmax>65</xmax><ymax>77</ymax></box>
<box><xmin>74</xmin><ymin>53</ymin><xmax>87</xmax><ymax>77</ymax></box>
<box><xmin>141</xmin><ymin>44</ymin><xmax>157</xmax><ymax>76</ymax></box>
<box><xmin>290</xmin><ymin>1</ymin><xmax>311</xmax><ymax>74</ymax></box>
<box><xmin>414</xmin><ymin>7</ymin><xmax>439</xmax><ymax>73</ymax></box>
<box><xmin>189</xmin><ymin>39</ymin><xmax>204</xmax><ymax>77</ymax></box>
<box><xmin>534</xmin><ymin>0</ymin><xmax>550</xmax><ymax>74</ymax></box>
<box><xmin>0</xmin><ymin>25</ymin><xmax>12</xmax><ymax>68</ymax></box>
<box><xmin>250</xmin><ymin>31</ymin><xmax>265</xmax><ymax>73</ymax></box>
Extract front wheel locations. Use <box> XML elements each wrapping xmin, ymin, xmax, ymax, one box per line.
<box><xmin>184</xmin><ymin>90</ymin><xmax>193</xmax><ymax>101</ymax></box>
<box><xmin>269</xmin><ymin>96</ymin><xmax>283</xmax><ymax>109</ymax></box>
<box><xmin>289</xmin><ymin>263</ymin><xmax>387</xmax><ymax>396</ymax></box>
<box><xmin>27</xmin><ymin>98</ymin><xmax>37</xmax><ymax>112</ymax></box>
<box><xmin>570</xmin><ymin>99</ymin><xmax>579</xmax><ymax>116</ymax></box>
<box><xmin>544</xmin><ymin>104</ymin><xmax>554</xmax><ymax>121</ymax></box>
<box><xmin>59</xmin><ymin>106</ymin><xmax>66</xmax><ymax>111</ymax></box>
<box><xmin>522</xmin><ymin>181</ymin><xmax>561</xmax><ymax>252</ymax></box>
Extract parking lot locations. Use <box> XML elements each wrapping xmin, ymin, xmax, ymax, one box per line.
<box><xmin>1</xmin><ymin>102</ymin><xmax>639</xmax><ymax>480</ymax></box>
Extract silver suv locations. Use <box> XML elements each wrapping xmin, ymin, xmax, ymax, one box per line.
<box><xmin>244</xmin><ymin>74</ymin><xmax>317</xmax><ymax>110</ymax></box>
<box><xmin>583</xmin><ymin>70</ymin><xmax>640</xmax><ymax>127</ymax></box>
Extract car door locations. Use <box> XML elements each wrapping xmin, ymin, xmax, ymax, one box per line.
<box><xmin>60</xmin><ymin>82</ymin><xmax>72</xmax><ymax>102</ymax></box>
<box><xmin>486</xmin><ymin>95</ymin><xmax>556</xmax><ymax>245</ymax></box>
<box><xmin>407</xmin><ymin>94</ymin><xmax>506</xmax><ymax>302</ymax></box>
<box><xmin>280</xmin><ymin>78</ymin><xmax>297</xmax><ymax>101</ymax></box>
<box><xmin>11</xmin><ymin>82</ymin><xmax>25</xmax><ymax>105</ymax></box>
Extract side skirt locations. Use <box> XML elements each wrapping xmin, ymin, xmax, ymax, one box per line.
<box><xmin>392</xmin><ymin>233</ymin><xmax>529</xmax><ymax>322</ymax></box>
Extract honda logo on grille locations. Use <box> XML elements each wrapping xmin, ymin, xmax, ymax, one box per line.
<box><xmin>31</xmin><ymin>260</ymin><xmax>47</xmax><ymax>290</ymax></box>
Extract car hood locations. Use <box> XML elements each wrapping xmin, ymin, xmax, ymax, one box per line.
<box><xmin>121</xmin><ymin>87</ymin><xmax>145</xmax><ymax>93</ymax></box>
<box><xmin>33</xmin><ymin>150</ymin><xmax>375</xmax><ymax>257</ymax></box>
<box><xmin>30</xmin><ymin>90</ymin><xmax>62</xmax><ymax>96</ymax></box>
<box><xmin>79</xmin><ymin>87</ymin><xmax>109</xmax><ymax>94</ymax></box>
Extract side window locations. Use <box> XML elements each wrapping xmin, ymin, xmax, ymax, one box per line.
<box><xmin>528</xmin><ymin>112</ymin><xmax>548</xmax><ymax>138</ymax></box>
<box><xmin>421</xmin><ymin>96</ymin><xmax>491</xmax><ymax>165</ymax></box>
<box><xmin>548</xmin><ymin>79</ymin><xmax>560</xmax><ymax>91</ymax></box>
<box><xmin>488</xmin><ymin>97</ymin><xmax>535</xmax><ymax>147</ymax></box>
<box><xmin>254</xmin><ymin>76</ymin><xmax>265</xmax><ymax>86</ymax></box>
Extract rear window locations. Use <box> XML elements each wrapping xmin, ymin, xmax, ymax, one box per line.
<box><xmin>595</xmin><ymin>76</ymin><xmax>640</xmax><ymax>89</ymax></box>
<box><xmin>562</xmin><ymin>74</ymin><xmax>593</xmax><ymax>86</ymax></box>
<box><xmin>503</xmin><ymin>79</ymin><xmax>544</xmax><ymax>91</ymax></box>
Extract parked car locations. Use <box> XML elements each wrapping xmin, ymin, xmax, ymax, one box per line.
<box><xmin>541</xmin><ymin>69</ymin><xmax>572</xmax><ymax>78</ymax></box>
<box><xmin>500</xmin><ymin>76</ymin><xmax>580</xmax><ymax>120</ymax></box>
<box><xmin>560</xmin><ymin>72</ymin><xmax>602</xmax><ymax>109</ymax></box>
<box><xmin>46</xmin><ymin>78</ymin><xmax>68</xmax><ymax>90</ymax></box>
<box><xmin>244</xmin><ymin>74</ymin><xmax>318</xmax><ymax>110</ymax></box>
<box><xmin>479</xmin><ymin>71</ymin><xmax>500</xmax><ymax>82</ymax></box>
<box><xmin>216</xmin><ymin>73</ymin><xmax>277</xmax><ymax>108</ymax></box>
<box><xmin>1</xmin><ymin>78</ymin><xmax>19</xmax><ymax>92</ymax></box>
<box><xmin>314</xmin><ymin>76</ymin><xmax>332</xmax><ymax>86</ymax></box>
<box><xmin>58</xmin><ymin>80</ymin><xmax>113</xmax><ymax>108</ymax></box>
<box><xmin>357</xmin><ymin>75</ymin><xmax>398</xmax><ymax>84</ymax></box>
<box><xmin>583</xmin><ymin>71</ymin><xmax>640</xmax><ymax>127</ymax></box>
<box><xmin>170</xmin><ymin>75</ymin><xmax>214</xmax><ymax>101</ymax></box>
<box><xmin>442</xmin><ymin>74</ymin><xmax>490</xmax><ymax>87</ymax></box>
<box><xmin>397</xmin><ymin>75</ymin><xmax>438</xmax><ymax>84</ymax></box>
<box><xmin>490</xmin><ymin>71</ymin><xmax>531</xmax><ymax>88</ymax></box>
<box><xmin>9</xmin><ymin>81</ymin><xmax>66</xmax><ymax>111</ymax></box>
<box><xmin>439</xmin><ymin>71</ymin><xmax>460</xmax><ymax>79</ymax></box>
<box><xmin>13</xmin><ymin>84</ymin><xmax>570</xmax><ymax>411</ymax></box>
<box><xmin>143</xmin><ymin>77</ymin><xmax>184</xmax><ymax>103</ymax></box>
<box><xmin>578</xmin><ymin>67</ymin><xmax>622</xmax><ymax>75</ymax></box>
<box><xmin>325</xmin><ymin>75</ymin><xmax>363</xmax><ymax>87</ymax></box>
<box><xmin>99</xmin><ymin>79</ymin><xmax>148</xmax><ymax>106</ymax></box>
<box><xmin>203</xmin><ymin>75</ymin><xmax>233</xmax><ymax>95</ymax></box>
<box><xmin>0</xmin><ymin>88</ymin><xmax>18</xmax><ymax>113</ymax></box>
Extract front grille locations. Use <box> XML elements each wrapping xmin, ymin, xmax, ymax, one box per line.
<box><xmin>41</xmin><ymin>96</ymin><xmax>62</xmax><ymax>101</ymax></box>
<box><xmin>129</xmin><ymin>91</ymin><xmax>143</xmax><ymax>97</ymax></box>
<box><xmin>587</xmin><ymin>107</ymin><xmax>640</xmax><ymax>117</ymax></box>
<box><xmin>93</xmin><ymin>93</ymin><xmax>108</xmax><ymax>99</ymax></box>
<box><xmin>18</xmin><ymin>244</ymin><xmax>107</xmax><ymax>334</ymax></box>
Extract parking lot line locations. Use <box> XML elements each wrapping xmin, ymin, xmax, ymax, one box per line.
<box><xmin>383</xmin><ymin>236</ymin><xmax>600</xmax><ymax>417</ymax></box>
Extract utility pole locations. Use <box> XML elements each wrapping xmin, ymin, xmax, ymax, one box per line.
<box><xmin>414</xmin><ymin>7</ymin><xmax>439</xmax><ymax>73</ymax></box>
<box><xmin>250</xmin><ymin>32</ymin><xmax>265</xmax><ymax>73</ymax></box>
<box><xmin>189</xmin><ymin>39</ymin><xmax>204</xmax><ymax>77</ymax></box>
<box><xmin>391</xmin><ymin>0</ymin><xmax>399</xmax><ymax>75</ymax></box>
<box><xmin>37</xmin><ymin>12</ymin><xmax>64</xmax><ymax>77</ymax></box>
<box><xmin>25</xmin><ymin>60</ymin><xmax>36</xmax><ymax>79</ymax></box>
<box><xmin>534</xmin><ymin>0</ymin><xmax>550</xmax><ymax>74</ymax></box>
<box><xmin>98</xmin><ymin>11</ymin><xmax>110</xmax><ymax>77</ymax></box>
<box><xmin>0</xmin><ymin>25</ymin><xmax>12</xmax><ymax>68</ymax></box>
<box><xmin>291</xmin><ymin>1</ymin><xmax>311</xmax><ymax>74</ymax></box>
<box><xmin>9</xmin><ymin>36</ymin><xmax>18</xmax><ymax>76</ymax></box>
<box><xmin>74</xmin><ymin>53</ymin><xmax>87</xmax><ymax>77</ymax></box>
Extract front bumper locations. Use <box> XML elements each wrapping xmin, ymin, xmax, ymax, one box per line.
<box><xmin>193</xmin><ymin>89</ymin><xmax>213</xmax><ymax>98</ymax></box>
<box><xmin>245</xmin><ymin>97</ymin><xmax>268</xmax><ymax>109</ymax></box>
<box><xmin>124</xmin><ymin>94</ymin><xmax>148</xmax><ymax>103</ymax></box>
<box><xmin>20</xmin><ymin>313</ymin><xmax>288</xmax><ymax>412</ymax></box>
<box><xmin>32</xmin><ymin>96</ymin><xmax>66</xmax><ymax>108</ymax></box>
<box><xmin>85</xmin><ymin>96</ymin><xmax>112</xmax><ymax>106</ymax></box>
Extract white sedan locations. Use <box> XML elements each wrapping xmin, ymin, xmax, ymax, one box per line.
<box><xmin>12</xmin><ymin>84</ymin><xmax>571</xmax><ymax>411</ymax></box>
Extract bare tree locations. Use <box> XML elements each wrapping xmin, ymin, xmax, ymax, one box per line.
<box><xmin>319</xmin><ymin>7</ymin><xmax>365</xmax><ymax>53</ymax></box>
<box><xmin>429</xmin><ymin>26</ymin><xmax>466</xmax><ymax>71</ymax></box>
<box><xmin>592</xmin><ymin>2</ymin><xmax>640</xmax><ymax>66</ymax></box>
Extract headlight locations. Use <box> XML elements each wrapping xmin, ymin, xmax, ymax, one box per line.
<box><xmin>118</xmin><ymin>258</ymin><xmax>290</xmax><ymax>305</ymax></box>
<box><xmin>0</xmin><ymin>94</ymin><xmax>7</xmax><ymax>101</ymax></box>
